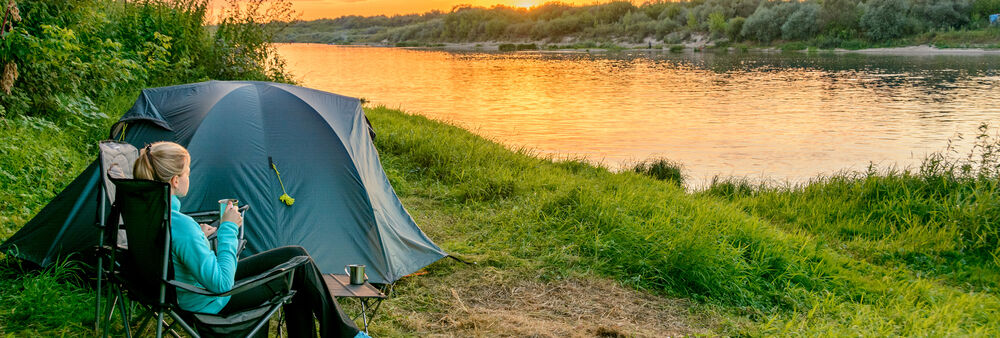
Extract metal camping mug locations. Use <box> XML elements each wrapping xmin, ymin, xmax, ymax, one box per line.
<box><xmin>218</xmin><ymin>199</ymin><xmax>239</xmax><ymax>219</ymax></box>
<box><xmin>345</xmin><ymin>264</ymin><xmax>367</xmax><ymax>285</ymax></box>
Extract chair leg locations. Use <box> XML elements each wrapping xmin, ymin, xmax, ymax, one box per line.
<box><xmin>95</xmin><ymin>256</ymin><xmax>103</xmax><ymax>333</ymax></box>
<box><xmin>246</xmin><ymin>304</ymin><xmax>284</xmax><ymax>338</ymax></box>
<box><xmin>132</xmin><ymin>306</ymin><xmax>154</xmax><ymax>337</ymax></box>
<box><xmin>156</xmin><ymin>310</ymin><xmax>164</xmax><ymax>338</ymax></box>
<box><xmin>103</xmin><ymin>290</ymin><xmax>118</xmax><ymax>337</ymax></box>
<box><xmin>116</xmin><ymin>286</ymin><xmax>132</xmax><ymax>338</ymax></box>
<box><xmin>277</xmin><ymin>306</ymin><xmax>285</xmax><ymax>338</ymax></box>
<box><xmin>166</xmin><ymin>310</ymin><xmax>200</xmax><ymax>338</ymax></box>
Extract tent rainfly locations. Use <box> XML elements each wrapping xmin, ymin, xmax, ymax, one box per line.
<box><xmin>0</xmin><ymin>81</ymin><xmax>447</xmax><ymax>284</ymax></box>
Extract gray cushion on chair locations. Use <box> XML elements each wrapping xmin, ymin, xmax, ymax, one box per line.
<box><xmin>99</xmin><ymin>141</ymin><xmax>140</xmax><ymax>202</ymax></box>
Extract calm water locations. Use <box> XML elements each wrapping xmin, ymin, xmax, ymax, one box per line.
<box><xmin>277</xmin><ymin>44</ymin><xmax>1000</xmax><ymax>186</ymax></box>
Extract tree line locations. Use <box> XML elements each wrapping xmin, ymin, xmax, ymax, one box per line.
<box><xmin>275</xmin><ymin>0</ymin><xmax>1000</xmax><ymax>47</ymax></box>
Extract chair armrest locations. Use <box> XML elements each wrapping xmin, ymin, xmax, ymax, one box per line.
<box><xmin>167</xmin><ymin>255</ymin><xmax>310</xmax><ymax>297</ymax></box>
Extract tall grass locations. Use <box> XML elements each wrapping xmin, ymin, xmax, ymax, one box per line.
<box><xmin>703</xmin><ymin>124</ymin><xmax>1000</xmax><ymax>293</ymax></box>
<box><xmin>366</xmin><ymin>106</ymin><xmax>1000</xmax><ymax>335</ymax></box>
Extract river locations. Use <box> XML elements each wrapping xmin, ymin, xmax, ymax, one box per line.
<box><xmin>277</xmin><ymin>43</ymin><xmax>1000</xmax><ymax>186</ymax></box>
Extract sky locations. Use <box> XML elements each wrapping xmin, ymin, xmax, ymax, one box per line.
<box><xmin>251</xmin><ymin>0</ymin><xmax>602</xmax><ymax>20</ymax></box>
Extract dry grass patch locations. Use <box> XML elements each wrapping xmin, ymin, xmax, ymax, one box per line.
<box><xmin>375</xmin><ymin>267</ymin><xmax>708</xmax><ymax>337</ymax></box>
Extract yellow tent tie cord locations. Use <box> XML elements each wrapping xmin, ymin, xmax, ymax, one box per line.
<box><xmin>118</xmin><ymin>123</ymin><xmax>128</xmax><ymax>142</ymax></box>
<box><xmin>272</xmin><ymin>162</ymin><xmax>295</xmax><ymax>206</ymax></box>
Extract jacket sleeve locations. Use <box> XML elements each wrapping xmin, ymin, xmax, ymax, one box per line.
<box><xmin>172</xmin><ymin>215</ymin><xmax>240</xmax><ymax>293</ymax></box>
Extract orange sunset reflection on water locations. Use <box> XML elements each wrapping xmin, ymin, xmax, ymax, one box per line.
<box><xmin>277</xmin><ymin>44</ymin><xmax>1000</xmax><ymax>186</ymax></box>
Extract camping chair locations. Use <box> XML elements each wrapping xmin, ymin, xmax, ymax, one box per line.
<box><xmin>93</xmin><ymin>141</ymin><xmax>247</xmax><ymax>333</ymax></box>
<box><xmin>102</xmin><ymin>177</ymin><xmax>308</xmax><ymax>338</ymax></box>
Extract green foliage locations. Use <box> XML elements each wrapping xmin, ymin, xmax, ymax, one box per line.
<box><xmin>742</xmin><ymin>5</ymin><xmax>782</xmax><ymax>42</ymax></box>
<box><xmin>972</xmin><ymin>0</ymin><xmax>1000</xmax><ymax>23</ymax></box>
<box><xmin>781</xmin><ymin>3</ymin><xmax>820</xmax><ymax>40</ymax></box>
<box><xmin>861</xmin><ymin>0</ymin><xmax>911</xmax><ymax>41</ymax></box>
<box><xmin>726</xmin><ymin>16</ymin><xmax>745</xmax><ymax>41</ymax></box>
<box><xmin>820</xmin><ymin>0</ymin><xmax>861</xmax><ymax>33</ymax></box>
<box><xmin>274</xmin><ymin>1</ymin><xmax>999</xmax><ymax>47</ymax></box>
<box><xmin>631</xmin><ymin>158</ymin><xmax>685</xmax><ymax>186</ymax></box>
<box><xmin>0</xmin><ymin>257</ymin><xmax>94</xmax><ymax>334</ymax></box>
<box><xmin>0</xmin><ymin>0</ymin><xmax>293</xmax><ymax>119</ymax></box>
<box><xmin>780</xmin><ymin>41</ymin><xmax>808</xmax><ymax>51</ymax></box>
<box><xmin>498</xmin><ymin>43</ymin><xmax>537</xmax><ymax>51</ymax></box>
<box><xmin>209</xmin><ymin>0</ymin><xmax>295</xmax><ymax>82</ymax></box>
<box><xmin>912</xmin><ymin>0</ymin><xmax>971</xmax><ymax>30</ymax></box>
<box><xmin>708</xmin><ymin>12</ymin><xmax>727</xmax><ymax>37</ymax></box>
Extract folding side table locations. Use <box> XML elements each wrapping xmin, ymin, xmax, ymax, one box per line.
<box><xmin>323</xmin><ymin>274</ymin><xmax>387</xmax><ymax>333</ymax></box>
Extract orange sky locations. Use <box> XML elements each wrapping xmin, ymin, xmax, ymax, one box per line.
<box><xmin>266</xmin><ymin>0</ymin><xmax>602</xmax><ymax>20</ymax></box>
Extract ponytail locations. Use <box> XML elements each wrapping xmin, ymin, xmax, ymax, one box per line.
<box><xmin>133</xmin><ymin>141</ymin><xmax>189</xmax><ymax>182</ymax></box>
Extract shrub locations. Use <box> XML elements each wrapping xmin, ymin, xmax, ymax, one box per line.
<box><xmin>726</xmin><ymin>16</ymin><xmax>746</xmax><ymax>41</ymax></box>
<box><xmin>708</xmin><ymin>11</ymin><xmax>728</xmax><ymax>37</ymax></box>
<box><xmin>972</xmin><ymin>0</ymin><xmax>1000</xmax><ymax>23</ymax></box>
<box><xmin>781</xmin><ymin>3</ymin><xmax>820</xmax><ymax>40</ymax></box>
<box><xmin>781</xmin><ymin>41</ymin><xmax>808</xmax><ymax>51</ymax></box>
<box><xmin>820</xmin><ymin>0</ymin><xmax>861</xmax><ymax>33</ymax></box>
<box><xmin>669</xmin><ymin>44</ymin><xmax>684</xmax><ymax>52</ymax></box>
<box><xmin>861</xmin><ymin>0</ymin><xmax>910</xmax><ymax>41</ymax></box>
<box><xmin>742</xmin><ymin>5</ymin><xmax>782</xmax><ymax>42</ymax></box>
<box><xmin>631</xmin><ymin>158</ymin><xmax>685</xmax><ymax>186</ymax></box>
<box><xmin>913</xmin><ymin>0</ymin><xmax>971</xmax><ymax>30</ymax></box>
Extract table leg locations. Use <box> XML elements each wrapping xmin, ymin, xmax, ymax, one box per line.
<box><xmin>361</xmin><ymin>299</ymin><xmax>369</xmax><ymax>333</ymax></box>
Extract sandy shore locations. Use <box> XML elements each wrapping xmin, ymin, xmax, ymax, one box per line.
<box><xmin>845</xmin><ymin>44</ymin><xmax>1000</xmax><ymax>55</ymax></box>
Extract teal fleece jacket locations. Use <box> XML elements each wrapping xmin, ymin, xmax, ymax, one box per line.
<box><xmin>171</xmin><ymin>195</ymin><xmax>240</xmax><ymax>314</ymax></box>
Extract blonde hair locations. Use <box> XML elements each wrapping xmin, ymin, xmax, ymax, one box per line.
<box><xmin>133</xmin><ymin>141</ymin><xmax>190</xmax><ymax>183</ymax></box>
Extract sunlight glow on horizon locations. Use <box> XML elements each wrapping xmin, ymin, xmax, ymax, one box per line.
<box><xmin>283</xmin><ymin>0</ymin><xmax>599</xmax><ymax>20</ymax></box>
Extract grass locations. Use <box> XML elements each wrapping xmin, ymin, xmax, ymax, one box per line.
<box><xmin>363</xmin><ymin>107</ymin><xmax>1000</xmax><ymax>335</ymax></box>
<box><xmin>2</xmin><ymin>102</ymin><xmax>1000</xmax><ymax>335</ymax></box>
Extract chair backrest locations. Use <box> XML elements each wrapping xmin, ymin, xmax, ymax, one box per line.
<box><xmin>110</xmin><ymin>178</ymin><xmax>175</xmax><ymax>306</ymax></box>
<box><xmin>98</xmin><ymin>141</ymin><xmax>139</xmax><ymax>204</ymax></box>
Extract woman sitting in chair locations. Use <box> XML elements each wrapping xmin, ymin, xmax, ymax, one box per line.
<box><xmin>134</xmin><ymin>141</ymin><xmax>367</xmax><ymax>338</ymax></box>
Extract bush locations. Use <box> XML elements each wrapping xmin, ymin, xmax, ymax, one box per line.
<box><xmin>820</xmin><ymin>0</ymin><xmax>861</xmax><ymax>33</ymax></box>
<box><xmin>781</xmin><ymin>41</ymin><xmax>808</xmax><ymax>51</ymax></box>
<box><xmin>742</xmin><ymin>5</ymin><xmax>782</xmax><ymax>42</ymax></box>
<box><xmin>782</xmin><ymin>3</ymin><xmax>820</xmax><ymax>40</ymax></box>
<box><xmin>631</xmin><ymin>158</ymin><xmax>685</xmax><ymax>186</ymax></box>
<box><xmin>861</xmin><ymin>0</ymin><xmax>911</xmax><ymax>41</ymax></box>
<box><xmin>913</xmin><ymin>0</ymin><xmax>971</xmax><ymax>30</ymax></box>
<box><xmin>726</xmin><ymin>16</ymin><xmax>746</xmax><ymax>41</ymax></box>
<box><xmin>708</xmin><ymin>11</ymin><xmax>728</xmax><ymax>37</ymax></box>
<box><xmin>0</xmin><ymin>0</ymin><xmax>293</xmax><ymax>118</ymax></box>
<box><xmin>208</xmin><ymin>0</ymin><xmax>296</xmax><ymax>82</ymax></box>
<box><xmin>972</xmin><ymin>0</ymin><xmax>1000</xmax><ymax>23</ymax></box>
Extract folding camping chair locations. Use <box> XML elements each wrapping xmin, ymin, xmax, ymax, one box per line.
<box><xmin>101</xmin><ymin>177</ymin><xmax>308</xmax><ymax>338</ymax></box>
<box><xmin>93</xmin><ymin>141</ymin><xmax>245</xmax><ymax>333</ymax></box>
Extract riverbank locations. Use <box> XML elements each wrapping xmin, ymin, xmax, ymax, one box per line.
<box><xmin>323</xmin><ymin>40</ymin><xmax>1000</xmax><ymax>56</ymax></box>
<box><xmin>2</xmin><ymin>101</ymin><xmax>999</xmax><ymax>334</ymax></box>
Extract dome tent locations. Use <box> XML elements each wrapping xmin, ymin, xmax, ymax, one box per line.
<box><xmin>1</xmin><ymin>81</ymin><xmax>447</xmax><ymax>284</ymax></box>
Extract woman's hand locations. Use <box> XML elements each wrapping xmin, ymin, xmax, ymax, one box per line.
<box><xmin>221</xmin><ymin>201</ymin><xmax>243</xmax><ymax>227</ymax></box>
<box><xmin>200</xmin><ymin>223</ymin><xmax>217</xmax><ymax>237</ymax></box>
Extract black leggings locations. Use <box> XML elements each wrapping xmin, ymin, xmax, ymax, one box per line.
<box><xmin>220</xmin><ymin>246</ymin><xmax>360</xmax><ymax>338</ymax></box>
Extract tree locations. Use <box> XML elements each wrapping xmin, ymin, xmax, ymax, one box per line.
<box><xmin>860</xmin><ymin>0</ymin><xmax>910</xmax><ymax>42</ymax></box>
<box><xmin>709</xmin><ymin>11</ymin><xmax>727</xmax><ymax>36</ymax></box>
<box><xmin>742</xmin><ymin>5</ymin><xmax>781</xmax><ymax>42</ymax></box>
<box><xmin>782</xmin><ymin>2</ymin><xmax>820</xmax><ymax>40</ymax></box>
<box><xmin>727</xmin><ymin>16</ymin><xmax>746</xmax><ymax>41</ymax></box>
